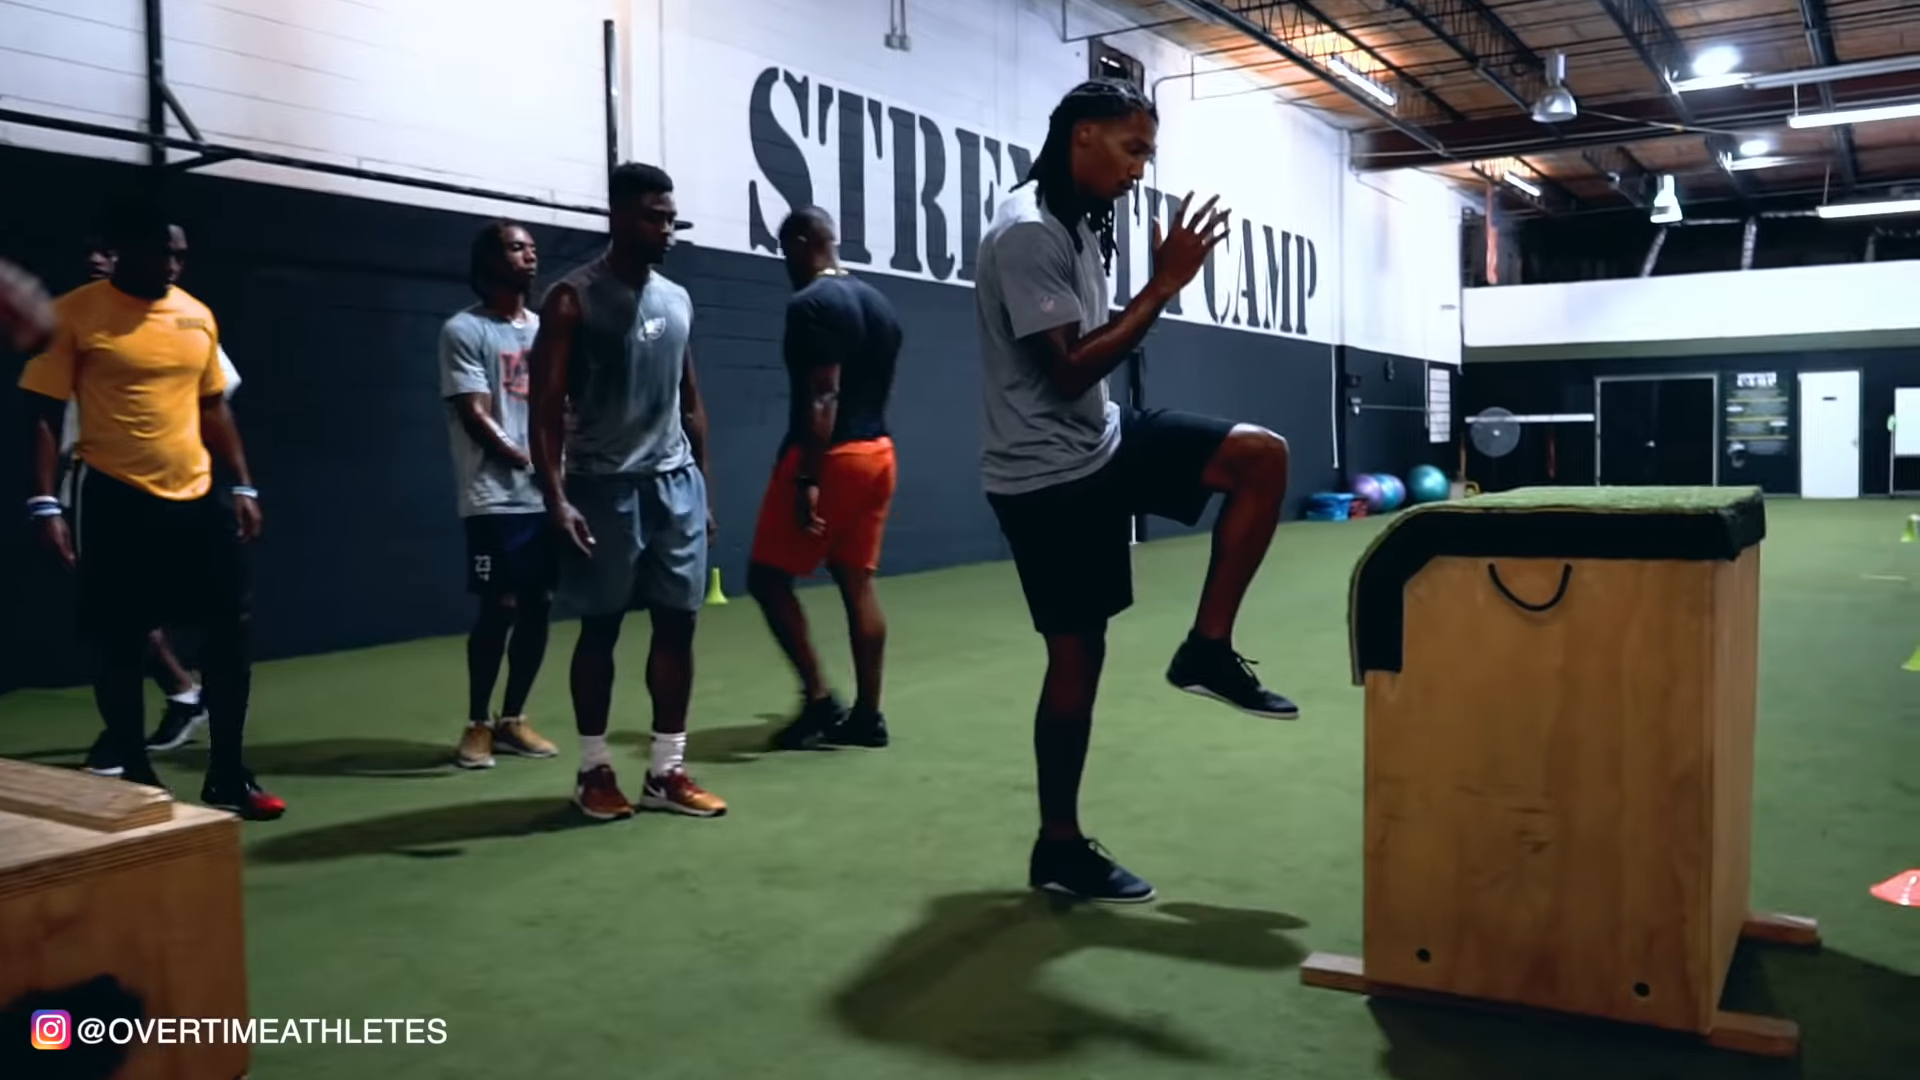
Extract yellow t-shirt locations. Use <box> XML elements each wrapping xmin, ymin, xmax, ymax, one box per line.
<box><xmin>18</xmin><ymin>280</ymin><xmax>228</xmax><ymax>501</ymax></box>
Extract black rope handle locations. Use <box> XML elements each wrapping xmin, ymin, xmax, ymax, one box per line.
<box><xmin>1486</xmin><ymin>562</ymin><xmax>1573</xmax><ymax>613</ymax></box>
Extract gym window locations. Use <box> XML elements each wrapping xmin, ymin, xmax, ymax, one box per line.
<box><xmin>1091</xmin><ymin>41</ymin><xmax>1144</xmax><ymax>89</ymax></box>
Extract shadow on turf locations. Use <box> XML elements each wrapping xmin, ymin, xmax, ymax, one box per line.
<box><xmin>1369</xmin><ymin>941</ymin><xmax>1919</xmax><ymax>1080</ymax></box>
<box><xmin>831</xmin><ymin>889</ymin><xmax>1308</xmax><ymax>1064</ymax></box>
<box><xmin>244</xmin><ymin>797</ymin><xmax>596</xmax><ymax>862</ymax></box>
<box><xmin>167</xmin><ymin>737</ymin><xmax>459</xmax><ymax>778</ymax></box>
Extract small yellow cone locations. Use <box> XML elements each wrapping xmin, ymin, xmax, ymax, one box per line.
<box><xmin>1904</xmin><ymin>514</ymin><xmax>1919</xmax><ymax>543</ymax></box>
<box><xmin>704</xmin><ymin>567</ymin><xmax>729</xmax><ymax>606</ymax></box>
<box><xmin>1903</xmin><ymin>645</ymin><xmax>1920</xmax><ymax>673</ymax></box>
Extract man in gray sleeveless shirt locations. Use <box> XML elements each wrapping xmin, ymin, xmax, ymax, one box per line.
<box><xmin>527</xmin><ymin>163</ymin><xmax>727</xmax><ymax>821</ymax></box>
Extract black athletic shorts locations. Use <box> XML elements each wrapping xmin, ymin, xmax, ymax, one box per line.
<box><xmin>71</xmin><ymin>464</ymin><xmax>251</xmax><ymax>641</ymax></box>
<box><xmin>464</xmin><ymin>511</ymin><xmax>558</xmax><ymax>596</ymax></box>
<box><xmin>988</xmin><ymin>407</ymin><xmax>1234</xmax><ymax>635</ymax></box>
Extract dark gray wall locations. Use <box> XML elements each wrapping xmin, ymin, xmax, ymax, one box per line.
<box><xmin>1458</xmin><ymin>349</ymin><xmax>1915</xmax><ymax>493</ymax></box>
<box><xmin>1</xmin><ymin>145</ymin><xmax>1401</xmax><ymax>692</ymax></box>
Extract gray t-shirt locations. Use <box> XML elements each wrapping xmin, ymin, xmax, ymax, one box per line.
<box><xmin>553</xmin><ymin>257</ymin><xmax>694</xmax><ymax>477</ymax></box>
<box><xmin>440</xmin><ymin>305</ymin><xmax>543</xmax><ymax>517</ymax></box>
<box><xmin>975</xmin><ymin>183</ymin><xmax>1119</xmax><ymax>496</ymax></box>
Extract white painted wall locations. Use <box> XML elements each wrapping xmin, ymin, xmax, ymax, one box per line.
<box><xmin>1341</xmin><ymin>166</ymin><xmax>1468</xmax><ymax>365</ymax></box>
<box><xmin>1</xmin><ymin>0</ymin><xmax>1467</xmax><ymax>357</ymax></box>
<box><xmin>1462</xmin><ymin>260</ymin><xmax>1920</xmax><ymax>349</ymax></box>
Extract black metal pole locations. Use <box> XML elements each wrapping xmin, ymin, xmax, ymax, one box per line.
<box><xmin>145</xmin><ymin>0</ymin><xmax>166</xmax><ymax>168</ymax></box>
<box><xmin>603</xmin><ymin>20</ymin><xmax>620</xmax><ymax>183</ymax></box>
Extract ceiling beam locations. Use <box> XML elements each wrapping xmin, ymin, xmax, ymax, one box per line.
<box><xmin>1590</xmin><ymin>0</ymin><xmax>1757</xmax><ymax>201</ymax></box>
<box><xmin>1352</xmin><ymin>70</ymin><xmax>1920</xmax><ymax>168</ymax></box>
<box><xmin>1163</xmin><ymin>0</ymin><xmax>1464</xmax><ymax>139</ymax></box>
<box><xmin>1798</xmin><ymin>0</ymin><xmax>1862</xmax><ymax>191</ymax></box>
<box><xmin>1582</xmin><ymin>145</ymin><xmax>1657</xmax><ymax>207</ymax></box>
<box><xmin>1382</xmin><ymin>0</ymin><xmax>1547</xmax><ymax>114</ymax></box>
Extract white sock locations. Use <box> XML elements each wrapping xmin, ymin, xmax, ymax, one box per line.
<box><xmin>168</xmin><ymin>685</ymin><xmax>202</xmax><ymax>705</ymax></box>
<box><xmin>579</xmin><ymin>735</ymin><xmax>610</xmax><ymax>771</ymax></box>
<box><xmin>650</xmin><ymin>731</ymin><xmax>686</xmax><ymax>778</ymax></box>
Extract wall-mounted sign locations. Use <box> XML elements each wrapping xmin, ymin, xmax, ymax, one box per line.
<box><xmin>1724</xmin><ymin>371</ymin><xmax>1790</xmax><ymax>464</ymax></box>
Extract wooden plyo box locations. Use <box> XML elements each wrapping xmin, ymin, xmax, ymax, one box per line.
<box><xmin>1310</xmin><ymin>487</ymin><xmax>1818</xmax><ymax>1057</ymax></box>
<box><xmin>0</xmin><ymin>758</ymin><xmax>249</xmax><ymax>1080</ymax></box>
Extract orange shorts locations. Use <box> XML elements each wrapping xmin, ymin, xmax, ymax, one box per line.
<box><xmin>749</xmin><ymin>437</ymin><xmax>897</xmax><ymax>575</ymax></box>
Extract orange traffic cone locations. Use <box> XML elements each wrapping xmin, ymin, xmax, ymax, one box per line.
<box><xmin>1869</xmin><ymin>869</ymin><xmax>1919</xmax><ymax>906</ymax></box>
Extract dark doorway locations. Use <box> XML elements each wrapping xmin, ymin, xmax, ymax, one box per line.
<box><xmin>1597</xmin><ymin>376</ymin><xmax>1717</xmax><ymax>485</ymax></box>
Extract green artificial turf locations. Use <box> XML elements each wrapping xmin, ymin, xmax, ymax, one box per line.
<box><xmin>2</xmin><ymin>498</ymin><xmax>1916</xmax><ymax>1080</ymax></box>
<box><xmin>1424</xmin><ymin>484</ymin><xmax>1763</xmax><ymax>513</ymax></box>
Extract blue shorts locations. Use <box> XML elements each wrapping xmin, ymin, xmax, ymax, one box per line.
<box><xmin>561</xmin><ymin>466</ymin><xmax>709</xmax><ymax>616</ymax></box>
<box><xmin>464</xmin><ymin>511</ymin><xmax>557</xmax><ymax>596</ymax></box>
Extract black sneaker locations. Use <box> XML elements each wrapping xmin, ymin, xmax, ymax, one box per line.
<box><xmin>1029</xmin><ymin>835</ymin><xmax>1156</xmax><ymax>904</ymax></box>
<box><xmin>146</xmin><ymin>699</ymin><xmax>208</xmax><ymax>752</ymax></box>
<box><xmin>83</xmin><ymin>730</ymin><xmax>124</xmax><ymax>777</ymax></box>
<box><xmin>772</xmin><ymin>694</ymin><xmax>847</xmax><ymax>751</ymax></box>
<box><xmin>202</xmin><ymin>768</ymin><xmax>287</xmax><ymax>820</ymax></box>
<box><xmin>121</xmin><ymin>759</ymin><xmax>167</xmax><ymax>793</ymax></box>
<box><xmin>822</xmin><ymin>708</ymin><xmax>889</xmax><ymax>748</ymax></box>
<box><xmin>1166</xmin><ymin>636</ymin><xmax>1300</xmax><ymax>719</ymax></box>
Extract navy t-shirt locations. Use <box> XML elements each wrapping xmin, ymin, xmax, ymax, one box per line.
<box><xmin>783</xmin><ymin>272</ymin><xmax>901</xmax><ymax>448</ymax></box>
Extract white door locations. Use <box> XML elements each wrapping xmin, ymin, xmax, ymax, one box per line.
<box><xmin>1798</xmin><ymin>370</ymin><xmax>1861</xmax><ymax>499</ymax></box>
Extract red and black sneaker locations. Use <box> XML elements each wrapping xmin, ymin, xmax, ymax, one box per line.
<box><xmin>202</xmin><ymin>768</ymin><xmax>286</xmax><ymax>820</ymax></box>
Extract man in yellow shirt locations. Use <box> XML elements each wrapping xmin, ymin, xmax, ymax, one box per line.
<box><xmin>19</xmin><ymin>201</ymin><xmax>284</xmax><ymax>819</ymax></box>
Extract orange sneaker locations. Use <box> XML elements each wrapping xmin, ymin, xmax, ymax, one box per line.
<box><xmin>455</xmin><ymin>723</ymin><xmax>495</xmax><ymax>769</ymax></box>
<box><xmin>639</xmin><ymin>769</ymin><xmax>727</xmax><ymax>818</ymax></box>
<box><xmin>573</xmin><ymin>764</ymin><xmax>634</xmax><ymax>821</ymax></box>
<box><xmin>494</xmin><ymin>716</ymin><xmax>558</xmax><ymax>758</ymax></box>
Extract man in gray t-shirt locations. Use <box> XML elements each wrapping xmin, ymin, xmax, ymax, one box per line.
<box><xmin>974</xmin><ymin>78</ymin><xmax>1300</xmax><ymax>905</ymax></box>
<box><xmin>443</xmin><ymin>220</ymin><xmax>561</xmax><ymax>770</ymax></box>
<box><xmin>528</xmin><ymin>162</ymin><xmax>726</xmax><ymax>822</ymax></box>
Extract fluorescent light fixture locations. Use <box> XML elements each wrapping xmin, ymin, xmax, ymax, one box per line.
<box><xmin>1738</xmin><ymin>137</ymin><xmax>1770</xmax><ymax>156</ymax></box>
<box><xmin>1693</xmin><ymin>45</ymin><xmax>1741</xmax><ymax>78</ymax></box>
<box><xmin>1670</xmin><ymin>73</ymin><xmax>1748</xmax><ymax>92</ymax></box>
<box><xmin>1503</xmin><ymin>173</ymin><xmax>1542</xmax><ymax>198</ymax></box>
<box><xmin>1788</xmin><ymin>100</ymin><xmax>1920</xmax><ymax>128</ymax></box>
<box><xmin>1814</xmin><ymin>198</ymin><xmax>1920</xmax><ymax>219</ymax></box>
<box><xmin>1328</xmin><ymin>54</ymin><xmax>1398</xmax><ymax>107</ymax></box>
<box><xmin>1725</xmin><ymin>154</ymin><xmax>1791</xmax><ymax>172</ymax></box>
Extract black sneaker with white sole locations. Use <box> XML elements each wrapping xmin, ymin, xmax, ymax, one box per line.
<box><xmin>1165</xmin><ymin>635</ymin><xmax>1300</xmax><ymax>719</ymax></box>
<box><xmin>1029</xmin><ymin>835</ymin><xmax>1157</xmax><ymax>904</ymax></box>
<box><xmin>83</xmin><ymin>730</ymin><xmax>125</xmax><ymax>777</ymax></box>
<box><xmin>146</xmin><ymin>699</ymin><xmax>208</xmax><ymax>752</ymax></box>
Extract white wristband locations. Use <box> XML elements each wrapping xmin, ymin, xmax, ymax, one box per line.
<box><xmin>231</xmin><ymin>485</ymin><xmax>259</xmax><ymax>499</ymax></box>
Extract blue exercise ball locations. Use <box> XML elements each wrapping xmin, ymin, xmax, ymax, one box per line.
<box><xmin>1408</xmin><ymin>464</ymin><xmax>1449</xmax><ymax>503</ymax></box>
<box><xmin>1378</xmin><ymin>474</ymin><xmax>1406</xmax><ymax>511</ymax></box>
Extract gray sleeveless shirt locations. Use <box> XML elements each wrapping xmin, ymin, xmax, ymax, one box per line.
<box><xmin>553</xmin><ymin>257</ymin><xmax>695</xmax><ymax>477</ymax></box>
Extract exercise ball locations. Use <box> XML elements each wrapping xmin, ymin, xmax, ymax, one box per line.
<box><xmin>1378</xmin><ymin>474</ymin><xmax>1406</xmax><ymax>511</ymax></box>
<box><xmin>1408</xmin><ymin>464</ymin><xmax>1449</xmax><ymax>503</ymax></box>
<box><xmin>1350</xmin><ymin>473</ymin><xmax>1386</xmax><ymax>512</ymax></box>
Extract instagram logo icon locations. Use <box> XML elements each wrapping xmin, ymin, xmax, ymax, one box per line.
<box><xmin>31</xmin><ymin>1010</ymin><xmax>70</xmax><ymax>1050</ymax></box>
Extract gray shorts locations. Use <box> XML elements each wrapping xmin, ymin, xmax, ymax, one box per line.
<box><xmin>561</xmin><ymin>466</ymin><xmax>709</xmax><ymax>616</ymax></box>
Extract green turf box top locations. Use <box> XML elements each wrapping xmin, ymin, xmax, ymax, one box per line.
<box><xmin>1347</xmin><ymin>486</ymin><xmax>1766</xmax><ymax>684</ymax></box>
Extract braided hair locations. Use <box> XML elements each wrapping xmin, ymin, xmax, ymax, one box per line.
<box><xmin>468</xmin><ymin>219</ymin><xmax>527</xmax><ymax>300</ymax></box>
<box><xmin>1025</xmin><ymin>78</ymin><xmax>1156</xmax><ymax>272</ymax></box>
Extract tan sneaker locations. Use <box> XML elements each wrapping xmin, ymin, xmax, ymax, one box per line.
<box><xmin>455</xmin><ymin>723</ymin><xmax>495</xmax><ymax>769</ymax></box>
<box><xmin>573</xmin><ymin>764</ymin><xmax>634</xmax><ymax>821</ymax></box>
<box><xmin>639</xmin><ymin>769</ymin><xmax>727</xmax><ymax>818</ymax></box>
<box><xmin>494</xmin><ymin>716</ymin><xmax>558</xmax><ymax>758</ymax></box>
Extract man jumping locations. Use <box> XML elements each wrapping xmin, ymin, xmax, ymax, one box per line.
<box><xmin>21</xmin><ymin>199</ymin><xmax>283</xmax><ymax>818</ymax></box>
<box><xmin>749</xmin><ymin>207</ymin><xmax>901</xmax><ymax>751</ymax></box>
<box><xmin>975</xmin><ymin>78</ymin><xmax>1296</xmax><ymax>903</ymax></box>
<box><xmin>442</xmin><ymin>220</ymin><xmax>560</xmax><ymax>769</ymax></box>
<box><xmin>528</xmin><ymin>163</ymin><xmax>726</xmax><ymax>820</ymax></box>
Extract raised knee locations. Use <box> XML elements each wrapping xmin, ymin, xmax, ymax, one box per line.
<box><xmin>1226</xmin><ymin>426</ymin><xmax>1289</xmax><ymax>486</ymax></box>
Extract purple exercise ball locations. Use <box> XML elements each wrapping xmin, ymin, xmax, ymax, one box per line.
<box><xmin>1351</xmin><ymin>473</ymin><xmax>1386</xmax><ymax>512</ymax></box>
